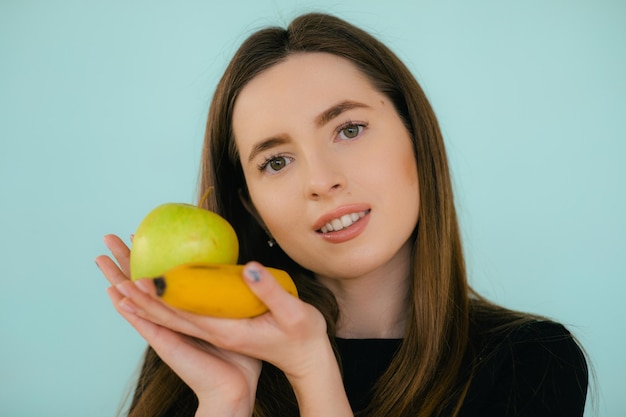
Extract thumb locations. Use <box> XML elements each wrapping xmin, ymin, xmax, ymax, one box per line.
<box><xmin>242</xmin><ymin>262</ymin><xmax>299</xmax><ymax>318</ymax></box>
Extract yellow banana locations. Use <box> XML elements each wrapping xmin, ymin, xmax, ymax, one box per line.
<box><xmin>153</xmin><ymin>262</ymin><xmax>298</xmax><ymax>318</ymax></box>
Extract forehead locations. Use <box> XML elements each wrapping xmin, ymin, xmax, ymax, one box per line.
<box><xmin>232</xmin><ymin>53</ymin><xmax>381</xmax><ymax>137</ymax></box>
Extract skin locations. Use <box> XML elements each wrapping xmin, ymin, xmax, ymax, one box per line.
<box><xmin>233</xmin><ymin>52</ymin><xmax>419</xmax><ymax>338</ymax></box>
<box><xmin>96</xmin><ymin>52</ymin><xmax>420</xmax><ymax>416</ymax></box>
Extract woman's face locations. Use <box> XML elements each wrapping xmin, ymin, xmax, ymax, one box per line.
<box><xmin>233</xmin><ymin>52</ymin><xmax>420</xmax><ymax>280</ymax></box>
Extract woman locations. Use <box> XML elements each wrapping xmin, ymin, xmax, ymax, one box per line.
<box><xmin>96</xmin><ymin>12</ymin><xmax>588</xmax><ymax>417</ymax></box>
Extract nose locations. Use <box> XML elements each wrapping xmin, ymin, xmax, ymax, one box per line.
<box><xmin>304</xmin><ymin>154</ymin><xmax>346</xmax><ymax>200</ymax></box>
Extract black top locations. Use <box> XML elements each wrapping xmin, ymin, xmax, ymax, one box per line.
<box><xmin>336</xmin><ymin>320</ymin><xmax>588</xmax><ymax>416</ymax></box>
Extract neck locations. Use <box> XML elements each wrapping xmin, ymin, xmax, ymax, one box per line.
<box><xmin>317</xmin><ymin>243</ymin><xmax>412</xmax><ymax>339</ymax></box>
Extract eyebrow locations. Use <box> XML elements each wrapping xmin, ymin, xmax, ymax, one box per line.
<box><xmin>315</xmin><ymin>100</ymin><xmax>370</xmax><ymax>127</ymax></box>
<box><xmin>246</xmin><ymin>100</ymin><xmax>370</xmax><ymax>163</ymax></box>
<box><xmin>247</xmin><ymin>136</ymin><xmax>290</xmax><ymax>163</ymax></box>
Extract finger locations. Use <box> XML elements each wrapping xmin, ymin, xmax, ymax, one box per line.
<box><xmin>95</xmin><ymin>254</ymin><xmax>129</xmax><ymax>286</ymax></box>
<box><xmin>106</xmin><ymin>285</ymin><xmax>124</xmax><ymax>305</ymax></box>
<box><xmin>242</xmin><ymin>262</ymin><xmax>302</xmax><ymax>326</ymax></box>
<box><xmin>103</xmin><ymin>234</ymin><xmax>131</xmax><ymax>277</ymax></box>
<box><xmin>116</xmin><ymin>279</ymin><xmax>208</xmax><ymax>340</ymax></box>
<box><xmin>110</xmin><ymin>294</ymin><xmax>256</xmax><ymax>395</ymax></box>
<box><xmin>108</xmin><ymin>287</ymin><xmax>192</xmax><ymax>358</ymax></box>
<box><xmin>129</xmin><ymin>279</ymin><xmax>257</xmax><ymax>350</ymax></box>
<box><xmin>107</xmin><ymin>285</ymin><xmax>172</xmax><ymax>341</ymax></box>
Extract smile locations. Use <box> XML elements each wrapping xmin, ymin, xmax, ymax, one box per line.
<box><xmin>318</xmin><ymin>209</ymin><xmax>370</xmax><ymax>233</ymax></box>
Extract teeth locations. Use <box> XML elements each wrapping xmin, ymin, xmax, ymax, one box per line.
<box><xmin>319</xmin><ymin>211</ymin><xmax>367</xmax><ymax>233</ymax></box>
<box><xmin>340</xmin><ymin>214</ymin><xmax>352</xmax><ymax>228</ymax></box>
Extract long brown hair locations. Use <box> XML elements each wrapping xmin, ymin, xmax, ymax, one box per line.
<box><xmin>125</xmin><ymin>12</ymin><xmax>523</xmax><ymax>417</ymax></box>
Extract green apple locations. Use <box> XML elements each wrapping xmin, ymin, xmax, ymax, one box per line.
<box><xmin>130</xmin><ymin>203</ymin><xmax>239</xmax><ymax>280</ymax></box>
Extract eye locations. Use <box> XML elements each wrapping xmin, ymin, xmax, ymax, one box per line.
<box><xmin>337</xmin><ymin>122</ymin><xmax>366</xmax><ymax>140</ymax></box>
<box><xmin>258</xmin><ymin>155</ymin><xmax>293</xmax><ymax>174</ymax></box>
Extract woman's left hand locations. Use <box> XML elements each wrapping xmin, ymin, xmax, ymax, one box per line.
<box><xmin>112</xmin><ymin>259</ymin><xmax>353</xmax><ymax>415</ymax></box>
<box><xmin>119</xmin><ymin>262</ymin><xmax>324</xmax><ymax>376</ymax></box>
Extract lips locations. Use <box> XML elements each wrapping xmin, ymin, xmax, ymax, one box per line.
<box><xmin>314</xmin><ymin>205</ymin><xmax>371</xmax><ymax>233</ymax></box>
<box><xmin>318</xmin><ymin>210</ymin><xmax>369</xmax><ymax>233</ymax></box>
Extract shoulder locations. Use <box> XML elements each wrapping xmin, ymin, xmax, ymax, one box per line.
<box><xmin>500</xmin><ymin>320</ymin><xmax>588</xmax><ymax>395</ymax></box>
<box><xmin>460</xmin><ymin>318</ymin><xmax>588</xmax><ymax>417</ymax></box>
<box><xmin>502</xmin><ymin>320</ymin><xmax>587</xmax><ymax>365</ymax></box>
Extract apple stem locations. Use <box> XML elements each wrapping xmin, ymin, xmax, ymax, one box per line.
<box><xmin>199</xmin><ymin>186</ymin><xmax>214</xmax><ymax>208</ymax></box>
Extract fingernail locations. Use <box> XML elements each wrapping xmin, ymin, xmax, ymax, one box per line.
<box><xmin>245</xmin><ymin>267</ymin><xmax>261</xmax><ymax>282</ymax></box>
<box><xmin>135</xmin><ymin>279</ymin><xmax>152</xmax><ymax>294</ymax></box>
<box><xmin>116</xmin><ymin>283</ymin><xmax>130</xmax><ymax>297</ymax></box>
<box><xmin>119</xmin><ymin>299</ymin><xmax>136</xmax><ymax>314</ymax></box>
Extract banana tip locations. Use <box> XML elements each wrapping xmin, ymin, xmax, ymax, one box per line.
<box><xmin>153</xmin><ymin>276</ymin><xmax>166</xmax><ymax>296</ymax></box>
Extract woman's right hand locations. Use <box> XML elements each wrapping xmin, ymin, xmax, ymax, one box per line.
<box><xmin>95</xmin><ymin>234</ymin><xmax>261</xmax><ymax>417</ymax></box>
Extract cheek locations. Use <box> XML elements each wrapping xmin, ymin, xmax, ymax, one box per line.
<box><xmin>389</xmin><ymin>140</ymin><xmax>420</xmax><ymax>219</ymax></box>
<box><xmin>382</xmin><ymin>138</ymin><xmax>418</xmax><ymax>191</ymax></box>
<box><xmin>400</xmin><ymin>145</ymin><xmax>418</xmax><ymax>182</ymax></box>
<box><xmin>405</xmin><ymin>152</ymin><xmax>420</xmax><ymax>215</ymax></box>
<box><xmin>247</xmin><ymin>184</ymin><xmax>296</xmax><ymax>237</ymax></box>
<box><xmin>247</xmin><ymin>188</ymin><xmax>273</xmax><ymax>223</ymax></box>
<box><xmin>399</xmin><ymin>135</ymin><xmax>419</xmax><ymax>189</ymax></box>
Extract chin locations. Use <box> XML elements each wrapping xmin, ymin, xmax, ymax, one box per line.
<box><xmin>315</xmin><ymin>254</ymin><xmax>401</xmax><ymax>281</ymax></box>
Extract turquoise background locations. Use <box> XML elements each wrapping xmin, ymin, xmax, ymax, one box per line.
<box><xmin>1</xmin><ymin>0</ymin><xmax>624</xmax><ymax>416</ymax></box>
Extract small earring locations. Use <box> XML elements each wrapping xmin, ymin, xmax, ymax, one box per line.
<box><xmin>267</xmin><ymin>238</ymin><xmax>276</xmax><ymax>247</ymax></box>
